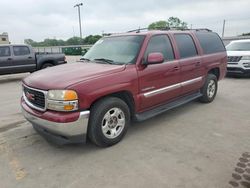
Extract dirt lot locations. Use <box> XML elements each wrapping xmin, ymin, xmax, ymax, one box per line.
<box><xmin>0</xmin><ymin>71</ymin><xmax>249</xmax><ymax>188</ymax></box>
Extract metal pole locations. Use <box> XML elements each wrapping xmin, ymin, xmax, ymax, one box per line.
<box><xmin>74</xmin><ymin>3</ymin><xmax>83</xmax><ymax>38</ymax></box>
<box><xmin>78</xmin><ymin>6</ymin><xmax>82</xmax><ymax>38</ymax></box>
<box><xmin>222</xmin><ymin>19</ymin><xmax>226</xmax><ymax>38</ymax></box>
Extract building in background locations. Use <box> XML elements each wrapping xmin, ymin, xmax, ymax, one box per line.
<box><xmin>0</xmin><ymin>32</ymin><xmax>10</xmax><ymax>44</ymax></box>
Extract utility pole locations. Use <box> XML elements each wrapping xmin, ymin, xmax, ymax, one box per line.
<box><xmin>222</xmin><ymin>19</ymin><xmax>226</xmax><ymax>38</ymax></box>
<box><xmin>74</xmin><ymin>3</ymin><xmax>83</xmax><ymax>38</ymax></box>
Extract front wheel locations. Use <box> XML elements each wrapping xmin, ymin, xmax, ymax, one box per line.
<box><xmin>41</xmin><ymin>63</ymin><xmax>53</xmax><ymax>69</ymax></box>
<box><xmin>199</xmin><ymin>74</ymin><xmax>218</xmax><ymax>103</ymax></box>
<box><xmin>88</xmin><ymin>97</ymin><xmax>130</xmax><ymax>147</ymax></box>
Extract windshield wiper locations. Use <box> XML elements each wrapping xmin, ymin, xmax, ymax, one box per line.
<box><xmin>94</xmin><ymin>58</ymin><xmax>114</xmax><ymax>64</ymax></box>
<box><xmin>80</xmin><ymin>57</ymin><xmax>90</xmax><ymax>61</ymax></box>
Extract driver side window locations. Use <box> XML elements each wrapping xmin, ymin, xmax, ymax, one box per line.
<box><xmin>144</xmin><ymin>35</ymin><xmax>175</xmax><ymax>62</ymax></box>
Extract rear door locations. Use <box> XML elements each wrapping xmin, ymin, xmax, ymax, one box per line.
<box><xmin>138</xmin><ymin>34</ymin><xmax>181</xmax><ymax>110</ymax></box>
<box><xmin>12</xmin><ymin>45</ymin><xmax>36</xmax><ymax>73</ymax></box>
<box><xmin>0</xmin><ymin>46</ymin><xmax>13</xmax><ymax>75</ymax></box>
<box><xmin>173</xmin><ymin>34</ymin><xmax>203</xmax><ymax>95</ymax></box>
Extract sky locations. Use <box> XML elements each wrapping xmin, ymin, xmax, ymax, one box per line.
<box><xmin>1</xmin><ymin>0</ymin><xmax>250</xmax><ymax>43</ymax></box>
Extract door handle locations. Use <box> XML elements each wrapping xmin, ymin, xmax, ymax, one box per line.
<box><xmin>172</xmin><ymin>66</ymin><xmax>179</xmax><ymax>71</ymax></box>
<box><xmin>195</xmin><ymin>62</ymin><xmax>201</xmax><ymax>67</ymax></box>
<box><xmin>28</xmin><ymin>56</ymin><xmax>32</xmax><ymax>59</ymax></box>
<box><xmin>7</xmin><ymin>58</ymin><xmax>12</xmax><ymax>61</ymax></box>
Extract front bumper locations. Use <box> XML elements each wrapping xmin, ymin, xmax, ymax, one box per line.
<box><xmin>227</xmin><ymin>67</ymin><xmax>250</xmax><ymax>75</ymax></box>
<box><xmin>227</xmin><ymin>60</ymin><xmax>250</xmax><ymax>75</ymax></box>
<box><xmin>22</xmin><ymin>102</ymin><xmax>90</xmax><ymax>145</ymax></box>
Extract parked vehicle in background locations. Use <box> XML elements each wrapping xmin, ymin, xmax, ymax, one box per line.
<box><xmin>0</xmin><ymin>44</ymin><xmax>66</xmax><ymax>75</ymax></box>
<box><xmin>226</xmin><ymin>40</ymin><xmax>250</xmax><ymax>76</ymax></box>
<box><xmin>21</xmin><ymin>29</ymin><xmax>227</xmax><ymax>147</ymax></box>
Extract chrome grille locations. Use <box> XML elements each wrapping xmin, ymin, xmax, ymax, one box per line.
<box><xmin>227</xmin><ymin>56</ymin><xmax>242</xmax><ymax>62</ymax></box>
<box><xmin>23</xmin><ymin>85</ymin><xmax>47</xmax><ymax>111</ymax></box>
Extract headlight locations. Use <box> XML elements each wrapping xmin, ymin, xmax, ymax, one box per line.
<box><xmin>47</xmin><ymin>90</ymin><xmax>78</xmax><ymax>111</ymax></box>
<box><xmin>241</xmin><ymin>56</ymin><xmax>250</xmax><ymax>60</ymax></box>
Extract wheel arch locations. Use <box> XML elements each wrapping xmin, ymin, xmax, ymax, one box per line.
<box><xmin>89</xmin><ymin>90</ymin><xmax>136</xmax><ymax>119</ymax></box>
<box><xmin>208</xmin><ymin>67</ymin><xmax>220</xmax><ymax>80</ymax></box>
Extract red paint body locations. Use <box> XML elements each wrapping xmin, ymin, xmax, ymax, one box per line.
<box><xmin>22</xmin><ymin>31</ymin><xmax>227</xmax><ymax>122</ymax></box>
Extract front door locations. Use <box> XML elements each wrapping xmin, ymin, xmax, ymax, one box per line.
<box><xmin>12</xmin><ymin>45</ymin><xmax>36</xmax><ymax>73</ymax></box>
<box><xmin>138</xmin><ymin>34</ymin><xmax>181</xmax><ymax>111</ymax></box>
<box><xmin>0</xmin><ymin>46</ymin><xmax>13</xmax><ymax>75</ymax></box>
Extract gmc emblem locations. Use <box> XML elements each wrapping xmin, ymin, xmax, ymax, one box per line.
<box><xmin>26</xmin><ymin>91</ymin><xmax>35</xmax><ymax>101</ymax></box>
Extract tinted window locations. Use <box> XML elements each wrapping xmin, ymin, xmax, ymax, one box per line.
<box><xmin>0</xmin><ymin>46</ymin><xmax>11</xmax><ymax>57</ymax></box>
<box><xmin>84</xmin><ymin>36</ymin><xmax>145</xmax><ymax>64</ymax></box>
<box><xmin>145</xmin><ymin>35</ymin><xmax>175</xmax><ymax>61</ymax></box>
<box><xmin>13</xmin><ymin>46</ymin><xmax>30</xmax><ymax>56</ymax></box>
<box><xmin>174</xmin><ymin>34</ymin><xmax>198</xmax><ymax>58</ymax></box>
<box><xmin>226</xmin><ymin>42</ymin><xmax>250</xmax><ymax>51</ymax></box>
<box><xmin>196</xmin><ymin>32</ymin><xmax>225</xmax><ymax>54</ymax></box>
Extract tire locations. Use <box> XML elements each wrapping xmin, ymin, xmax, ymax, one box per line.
<box><xmin>199</xmin><ymin>74</ymin><xmax>218</xmax><ymax>103</ymax></box>
<box><xmin>41</xmin><ymin>63</ymin><xmax>53</xmax><ymax>69</ymax></box>
<box><xmin>88</xmin><ymin>97</ymin><xmax>130</xmax><ymax>147</ymax></box>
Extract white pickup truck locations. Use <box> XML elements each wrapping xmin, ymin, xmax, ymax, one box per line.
<box><xmin>226</xmin><ymin>39</ymin><xmax>250</xmax><ymax>76</ymax></box>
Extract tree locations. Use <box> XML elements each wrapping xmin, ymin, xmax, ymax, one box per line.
<box><xmin>148</xmin><ymin>20</ymin><xmax>168</xmax><ymax>30</ymax></box>
<box><xmin>24</xmin><ymin>35</ymin><xmax>102</xmax><ymax>47</ymax></box>
<box><xmin>168</xmin><ymin>17</ymin><xmax>188</xmax><ymax>29</ymax></box>
<box><xmin>148</xmin><ymin>17</ymin><xmax>188</xmax><ymax>30</ymax></box>
<box><xmin>242</xmin><ymin>32</ymin><xmax>250</xmax><ymax>36</ymax></box>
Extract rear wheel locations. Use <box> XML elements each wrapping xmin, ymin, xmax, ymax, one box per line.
<box><xmin>41</xmin><ymin>63</ymin><xmax>53</xmax><ymax>69</ymax></box>
<box><xmin>199</xmin><ymin>74</ymin><xmax>218</xmax><ymax>103</ymax></box>
<box><xmin>88</xmin><ymin>97</ymin><xmax>130</xmax><ymax>147</ymax></box>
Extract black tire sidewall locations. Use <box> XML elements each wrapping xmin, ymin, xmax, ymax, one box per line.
<box><xmin>201</xmin><ymin>74</ymin><xmax>218</xmax><ymax>103</ymax></box>
<box><xmin>41</xmin><ymin>63</ymin><xmax>53</xmax><ymax>69</ymax></box>
<box><xmin>89</xmin><ymin>97</ymin><xmax>130</xmax><ymax>147</ymax></box>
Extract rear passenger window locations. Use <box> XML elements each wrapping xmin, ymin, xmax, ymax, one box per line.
<box><xmin>196</xmin><ymin>32</ymin><xmax>225</xmax><ymax>54</ymax></box>
<box><xmin>145</xmin><ymin>35</ymin><xmax>175</xmax><ymax>61</ymax></box>
<box><xmin>174</xmin><ymin>34</ymin><xmax>198</xmax><ymax>58</ymax></box>
<box><xmin>0</xmin><ymin>46</ymin><xmax>10</xmax><ymax>57</ymax></box>
<box><xmin>13</xmin><ymin>46</ymin><xmax>30</xmax><ymax>56</ymax></box>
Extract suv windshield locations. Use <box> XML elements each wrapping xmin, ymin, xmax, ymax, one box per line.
<box><xmin>83</xmin><ymin>35</ymin><xmax>145</xmax><ymax>64</ymax></box>
<box><xmin>226</xmin><ymin>42</ymin><xmax>250</xmax><ymax>51</ymax></box>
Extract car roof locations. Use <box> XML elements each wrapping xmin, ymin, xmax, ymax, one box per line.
<box><xmin>230</xmin><ymin>39</ymin><xmax>250</xmax><ymax>43</ymax></box>
<box><xmin>105</xmin><ymin>29</ymin><xmax>216</xmax><ymax>38</ymax></box>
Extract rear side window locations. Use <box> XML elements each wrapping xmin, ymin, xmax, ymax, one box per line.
<box><xmin>174</xmin><ymin>34</ymin><xmax>198</xmax><ymax>59</ymax></box>
<box><xmin>13</xmin><ymin>46</ymin><xmax>30</xmax><ymax>56</ymax></box>
<box><xmin>196</xmin><ymin>32</ymin><xmax>225</xmax><ymax>54</ymax></box>
<box><xmin>0</xmin><ymin>46</ymin><xmax>11</xmax><ymax>57</ymax></box>
<box><xmin>145</xmin><ymin>35</ymin><xmax>175</xmax><ymax>61</ymax></box>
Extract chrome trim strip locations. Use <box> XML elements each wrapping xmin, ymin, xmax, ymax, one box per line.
<box><xmin>143</xmin><ymin>76</ymin><xmax>203</xmax><ymax>98</ymax></box>
<box><xmin>22</xmin><ymin>84</ymin><xmax>48</xmax><ymax>112</ymax></box>
<box><xmin>181</xmin><ymin>77</ymin><xmax>203</xmax><ymax>87</ymax></box>
<box><xmin>144</xmin><ymin>83</ymin><xmax>180</xmax><ymax>98</ymax></box>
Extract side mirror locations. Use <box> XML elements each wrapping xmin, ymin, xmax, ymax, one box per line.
<box><xmin>146</xmin><ymin>52</ymin><xmax>164</xmax><ymax>65</ymax></box>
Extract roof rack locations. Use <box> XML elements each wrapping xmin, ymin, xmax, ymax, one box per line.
<box><xmin>127</xmin><ymin>27</ymin><xmax>149</xmax><ymax>33</ymax></box>
<box><xmin>127</xmin><ymin>27</ymin><xmax>212</xmax><ymax>33</ymax></box>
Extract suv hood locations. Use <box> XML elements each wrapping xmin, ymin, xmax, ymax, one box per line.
<box><xmin>227</xmin><ymin>51</ymin><xmax>250</xmax><ymax>56</ymax></box>
<box><xmin>23</xmin><ymin>62</ymin><xmax>126</xmax><ymax>90</ymax></box>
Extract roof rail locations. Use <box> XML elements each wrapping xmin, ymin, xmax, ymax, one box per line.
<box><xmin>127</xmin><ymin>27</ymin><xmax>212</xmax><ymax>33</ymax></box>
<box><xmin>192</xmin><ymin>28</ymin><xmax>212</xmax><ymax>32</ymax></box>
<box><xmin>127</xmin><ymin>27</ymin><xmax>149</xmax><ymax>33</ymax></box>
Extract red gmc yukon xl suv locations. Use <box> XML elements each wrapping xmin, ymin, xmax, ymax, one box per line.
<box><xmin>21</xmin><ymin>29</ymin><xmax>227</xmax><ymax>147</ymax></box>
